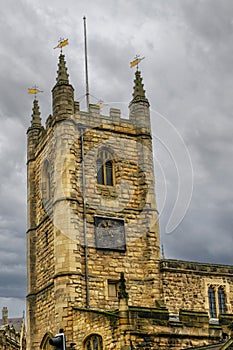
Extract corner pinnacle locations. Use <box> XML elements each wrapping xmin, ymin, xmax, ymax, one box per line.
<box><xmin>55</xmin><ymin>53</ymin><xmax>69</xmax><ymax>85</ymax></box>
<box><xmin>131</xmin><ymin>70</ymin><xmax>149</xmax><ymax>106</ymax></box>
<box><xmin>31</xmin><ymin>98</ymin><xmax>42</xmax><ymax>127</ymax></box>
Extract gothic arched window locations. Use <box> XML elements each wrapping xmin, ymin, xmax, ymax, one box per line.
<box><xmin>96</xmin><ymin>148</ymin><xmax>114</xmax><ymax>186</ymax></box>
<box><xmin>208</xmin><ymin>285</ymin><xmax>227</xmax><ymax>318</ymax></box>
<box><xmin>84</xmin><ymin>334</ymin><xmax>103</xmax><ymax>350</ymax></box>
<box><xmin>208</xmin><ymin>286</ymin><xmax>217</xmax><ymax>318</ymax></box>
<box><xmin>41</xmin><ymin>159</ymin><xmax>51</xmax><ymax>202</ymax></box>
<box><xmin>218</xmin><ymin>287</ymin><xmax>226</xmax><ymax>314</ymax></box>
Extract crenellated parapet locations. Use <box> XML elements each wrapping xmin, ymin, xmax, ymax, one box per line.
<box><xmin>29</xmin><ymin>53</ymin><xmax>152</xmax><ymax>146</ymax></box>
<box><xmin>160</xmin><ymin>259</ymin><xmax>233</xmax><ymax>276</ymax></box>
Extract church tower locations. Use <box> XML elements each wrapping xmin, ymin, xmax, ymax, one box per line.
<box><xmin>26</xmin><ymin>53</ymin><xmax>161</xmax><ymax>350</ymax></box>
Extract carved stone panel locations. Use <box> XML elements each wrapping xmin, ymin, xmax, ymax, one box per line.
<box><xmin>94</xmin><ymin>216</ymin><xmax>126</xmax><ymax>251</ymax></box>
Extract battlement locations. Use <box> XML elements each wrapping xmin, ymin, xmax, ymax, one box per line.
<box><xmin>74</xmin><ymin>102</ymin><xmax>123</xmax><ymax>122</ymax></box>
<box><xmin>40</xmin><ymin>100</ymin><xmax>152</xmax><ymax>140</ymax></box>
<box><xmin>160</xmin><ymin>259</ymin><xmax>233</xmax><ymax>276</ymax></box>
<box><xmin>73</xmin><ymin>101</ymin><xmax>151</xmax><ymax>132</ymax></box>
<box><xmin>28</xmin><ymin>55</ymin><xmax>152</xmax><ymax>150</ymax></box>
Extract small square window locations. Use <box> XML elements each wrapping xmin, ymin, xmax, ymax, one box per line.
<box><xmin>108</xmin><ymin>281</ymin><xmax>118</xmax><ymax>298</ymax></box>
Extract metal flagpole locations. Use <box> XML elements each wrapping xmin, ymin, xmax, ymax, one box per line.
<box><xmin>80</xmin><ymin>125</ymin><xmax>90</xmax><ymax>308</ymax></box>
<box><xmin>82</xmin><ymin>17</ymin><xmax>90</xmax><ymax>308</ymax></box>
<box><xmin>83</xmin><ymin>16</ymin><xmax>90</xmax><ymax>110</ymax></box>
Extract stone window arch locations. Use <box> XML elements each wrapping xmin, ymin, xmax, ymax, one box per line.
<box><xmin>83</xmin><ymin>334</ymin><xmax>103</xmax><ymax>350</ymax></box>
<box><xmin>41</xmin><ymin>159</ymin><xmax>51</xmax><ymax>202</ymax></box>
<box><xmin>40</xmin><ymin>332</ymin><xmax>53</xmax><ymax>350</ymax></box>
<box><xmin>96</xmin><ymin>148</ymin><xmax>114</xmax><ymax>186</ymax></box>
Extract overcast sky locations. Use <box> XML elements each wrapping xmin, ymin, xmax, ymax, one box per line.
<box><xmin>1</xmin><ymin>0</ymin><xmax>233</xmax><ymax>317</ymax></box>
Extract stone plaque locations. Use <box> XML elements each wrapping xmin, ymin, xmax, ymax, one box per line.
<box><xmin>94</xmin><ymin>217</ymin><xmax>126</xmax><ymax>251</ymax></box>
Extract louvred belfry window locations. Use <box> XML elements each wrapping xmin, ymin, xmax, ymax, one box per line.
<box><xmin>97</xmin><ymin>148</ymin><xmax>114</xmax><ymax>186</ymax></box>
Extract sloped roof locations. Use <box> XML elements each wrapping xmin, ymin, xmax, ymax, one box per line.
<box><xmin>0</xmin><ymin>318</ymin><xmax>23</xmax><ymax>332</ymax></box>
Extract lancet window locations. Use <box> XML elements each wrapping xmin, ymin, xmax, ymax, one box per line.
<box><xmin>218</xmin><ymin>287</ymin><xmax>226</xmax><ymax>314</ymax></box>
<box><xmin>41</xmin><ymin>159</ymin><xmax>51</xmax><ymax>202</ymax></box>
<box><xmin>208</xmin><ymin>286</ymin><xmax>216</xmax><ymax>318</ymax></box>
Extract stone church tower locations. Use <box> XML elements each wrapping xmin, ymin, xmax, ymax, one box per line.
<box><xmin>27</xmin><ymin>53</ymin><xmax>161</xmax><ymax>349</ymax></box>
<box><xmin>27</xmin><ymin>53</ymin><xmax>233</xmax><ymax>350</ymax></box>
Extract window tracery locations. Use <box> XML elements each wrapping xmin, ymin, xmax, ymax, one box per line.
<box><xmin>208</xmin><ymin>285</ymin><xmax>227</xmax><ymax>318</ymax></box>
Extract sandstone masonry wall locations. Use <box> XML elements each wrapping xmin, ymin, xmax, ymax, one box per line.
<box><xmin>161</xmin><ymin>259</ymin><xmax>233</xmax><ymax>316</ymax></box>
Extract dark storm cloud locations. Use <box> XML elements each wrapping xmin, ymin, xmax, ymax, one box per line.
<box><xmin>148</xmin><ymin>1</ymin><xmax>233</xmax><ymax>266</ymax></box>
<box><xmin>0</xmin><ymin>222</ymin><xmax>26</xmax><ymax>299</ymax></box>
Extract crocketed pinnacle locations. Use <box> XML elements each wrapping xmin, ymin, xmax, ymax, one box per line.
<box><xmin>131</xmin><ymin>70</ymin><xmax>149</xmax><ymax>105</ymax></box>
<box><xmin>55</xmin><ymin>53</ymin><xmax>69</xmax><ymax>85</ymax></box>
<box><xmin>31</xmin><ymin>98</ymin><xmax>42</xmax><ymax>127</ymax></box>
